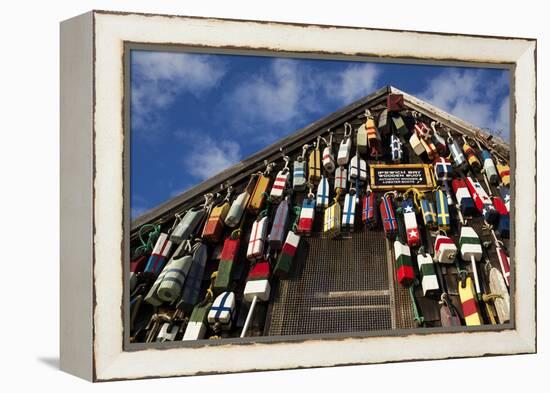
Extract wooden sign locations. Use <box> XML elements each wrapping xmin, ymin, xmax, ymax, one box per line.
<box><xmin>370</xmin><ymin>164</ymin><xmax>435</xmax><ymax>190</ymax></box>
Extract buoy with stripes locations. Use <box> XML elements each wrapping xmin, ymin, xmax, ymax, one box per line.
<box><xmin>394</xmin><ymin>208</ymin><xmax>415</xmax><ymax>286</ymax></box>
<box><xmin>293</xmin><ymin>144</ymin><xmax>308</xmax><ymax>191</ymax></box>
<box><xmin>270</xmin><ymin>155</ymin><xmax>290</xmax><ymax>203</ymax></box>
<box><xmin>324</xmin><ymin>189</ymin><xmax>342</xmax><ymax>238</ymax></box>
<box><xmin>183</xmin><ymin>300</ymin><xmax>212</xmax><ymax>341</ymax></box>
<box><xmin>214</xmin><ymin>231</ymin><xmax>241</xmax><ymax>293</ymax></box>
<box><xmin>349</xmin><ymin>154</ymin><xmax>367</xmax><ymax>182</ymax></box>
<box><xmin>202</xmin><ymin>188</ymin><xmax>232</xmax><ymax>243</ymax></box>
<box><xmin>414</xmin><ymin>119</ymin><xmax>432</xmax><ymax>140</ymax></box>
<box><xmin>342</xmin><ymin>190</ymin><xmax>357</xmax><ymax>231</ymax></box>
<box><xmin>337</xmin><ymin>123</ymin><xmax>352</xmax><ymax>165</ymax></box>
<box><xmin>380</xmin><ymin>193</ymin><xmax>398</xmax><ymax>239</ymax></box>
<box><xmin>241</xmin><ymin>261</ymin><xmax>271</xmax><ymax>337</ymax></box>
<box><xmin>462</xmin><ymin>138</ymin><xmax>481</xmax><ymax>171</ymax></box>
<box><xmin>365</xmin><ymin>110</ymin><xmax>383</xmax><ymax>159</ymax></box>
<box><xmin>297</xmin><ymin>191</ymin><xmax>316</xmax><ymax>235</ymax></box>
<box><xmin>308</xmin><ymin>138</ymin><xmax>322</xmax><ymax>184</ymax></box>
<box><xmin>390</xmin><ymin>134</ymin><xmax>403</xmax><ymax>163</ymax></box>
<box><xmin>448</xmin><ymin>136</ymin><xmax>467</xmax><ymax>171</ymax></box>
<box><xmin>458</xmin><ymin>275</ymin><xmax>482</xmax><ymax>326</ymax></box>
<box><xmin>208</xmin><ymin>291</ymin><xmax>236</xmax><ymax>331</ymax></box>
<box><xmin>334</xmin><ymin>166</ymin><xmax>347</xmax><ymax>191</ymax></box>
<box><xmin>434</xmin><ymin>189</ymin><xmax>450</xmax><ymax>231</ymax></box>
<box><xmin>322</xmin><ymin>132</ymin><xmax>336</xmax><ymax>173</ymax></box>
<box><xmin>497</xmin><ymin>162</ymin><xmax>510</xmax><ymax>187</ymax></box>
<box><xmin>362</xmin><ymin>186</ymin><xmax>377</xmax><ymax>228</ymax></box>
<box><xmin>459</xmin><ymin>226</ymin><xmax>483</xmax><ymax>302</ymax></box>
<box><xmin>247</xmin><ymin>215</ymin><xmax>269</xmax><ymax>261</ymax></box>
<box><xmin>434</xmin><ymin>233</ymin><xmax>457</xmax><ymax>264</ymax></box>
<box><xmin>316</xmin><ymin>176</ymin><xmax>330</xmax><ymax>210</ymax></box>
<box><xmin>144</xmin><ymin>232</ymin><xmax>173</xmax><ymax>276</ymax></box>
<box><xmin>268</xmin><ymin>197</ymin><xmax>290</xmax><ymax>250</ymax></box>
<box><xmin>452</xmin><ymin>178</ymin><xmax>476</xmax><ymax>216</ymax></box>
<box><xmin>274</xmin><ymin>228</ymin><xmax>301</xmax><ymax>278</ymax></box>
<box><xmin>417</xmin><ymin>249</ymin><xmax>439</xmax><ymax>296</ymax></box>
<box><xmin>465</xmin><ymin>176</ymin><xmax>498</xmax><ymax>224</ymax></box>
<box><xmin>480</xmin><ymin>149</ymin><xmax>499</xmax><ymax>185</ymax></box>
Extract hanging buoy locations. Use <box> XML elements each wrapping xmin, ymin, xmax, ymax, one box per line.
<box><xmin>144</xmin><ymin>232</ymin><xmax>173</xmax><ymax>276</ymax></box>
<box><xmin>488</xmin><ymin>267</ymin><xmax>510</xmax><ymax>323</ymax></box>
<box><xmin>497</xmin><ymin>163</ymin><xmax>510</xmax><ymax>187</ymax></box>
<box><xmin>177</xmin><ymin>242</ymin><xmax>209</xmax><ymax>312</ymax></box>
<box><xmin>171</xmin><ymin>207</ymin><xmax>206</xmax><ymax>244</ymax></box>
<box><xmin>308</xmin><ymin>139</ymin><xmax>322</xmax><ymax>184</ymax></box>
<box><xmin>268</xmin><ymin>198</ymin><xmax>290</xmax><ymax>250</ymax></box>
<box><xmin>225</xmin><ymin>176</ymin><xmax>256</xmax><ymax>227</ymax></box>
<box><xmin>324</xmin><ymin>189</ymin><xmax>342</xmax><ymax>238</ymax></box>
<box><xmin>430</xmin><ymin>122</ymin><xmax>448</xmax><ymax>156</ymax></box>
<box><xmin>493</xmin><ymin>196</ymin><xmax>510</xmax><ymax>238</ymax></box>
<box><xmin>322</xmin><ymin>132</ymin><xmax>336</xmax><ymax>173</ymax></box>
<box><xmin>182</xmin><ymin>301</ymin><xmax>212</xmax><ymax>341</ymax></box>
<box><xmin>499</xmin><ymin>186</ymin><xmax>510</xmax><ymax>212</ymax></box>
<box><xmin>380</xmin><ymin>193</ymin><xmax>398</xmax><ymax>239</ymax></box>
<box><xmin>202</xmin><ymin>189</ymin><xmax>232</xmax><ymax>243</ymax></box>
<box><xmin>130</xmin><ymin>255</ymin><xmax>147</xmax><ymax>292</ymax></box>
<box><xmin>316</xmin><ymin>176</ymin><xmax>330</xmax><ymax>210</ymax></box>
<box><xmin>458</xmin><ymin>276</ymin><xmax>482</xmax><ymax>326</ymax></box>
<box><xmin>419</xmin><ymin>135</ymin><xmax>438</xmax><ymax>161</ymax></box>
<box><xmin>462</xmin><ymin>141</ymin><xmax>481</xmax><ymax>171</ymax></box>
<box><xmin>366</xmin><ymin>112</ymin><xmax>383</xmax><ymax>159</ymax></box>
<box><xmin>293</xmin><ymin>144</ymin><xmax>308</xmax><ymax>191</ymax></box>
<box><xmin>249</xmin><ymin>165</ymin><xmax>274</xmax><ymax>213</ymax></box>
<box><xmin>241</xmin><ymin>261</ymin><xmax>271</xmax><ymax>338</ymax></box>
<box><xmin>414</xmin><ymin>121</ymin><xmax>432</xmax><ymax>140</ymax></box>
<box><xmin>214</xmin><ymin>233</ymin><xmax>241</xmax><ymax>294</ymax></box>
<box><xmin>274</xmin><ymin>230</ymin><xmax>301</xmax><ymax>278</ymax></box>
<box><xmin>247</xmin><ymin>216</ymin><xmax>269</xmax><ymax>261</ymax></box>
<box><xmin>362</xmin><ymin>187</ymin><xmax>377</xmax><ymax>228</ymax></box>
<box><xmin>297</xmin><ymin>193</ymin><xmax>316</xmax><ymax>236</ymax></box>
<box><xmin>448</xmin><ymin>136</ymin><xmax>467</xmax><ymax>171</ymax></box>
<box><xmin>334</xmin><ymin>166</ymin><xmax>347</xmax><ymax>191</ymax></box>
<box><xmin>402</xmin><ymin>198</ymin><xmax>420</xmax><ymax>247</ymax></box>
<box><xmin>342</xmin><ymin>191</ymin><xmax>357</xmax><ymax>231</ymax></box>
<box><xmin>390</xmin><ymin>134</ymin><xmax>403</xmax><ymax>163</ymax></box>
<box><xmin>434</xmin><ymin>234</ymin><xmax>457</xmax><ymax>264</ymax></box>
<box><xmin>459</xmin><ymin>226</ymin><xmax>483</xmax><ymax>305</ymax></box>
<box><xmin>392</xmin><ymin>115</ymin><xmax>409</xmax><ymax>138</ymax></box>
<box><xmin>337</xmin><ymin>123</ymin><xmax>352</xmax><ymax>165</ymax></box>
<box><xmin>409</xmin><ymin>131</ymin><xmax>426</xmax><ymax>157</ymax></box>
<box><xmin>357</xmin><ymin>124</ymin><xmax>368</xmax><ymax>155</ymax></box>
<box><xmin>394</xmin><ymin>240</ymin><xmax>414</xmax><ymax>286</ymax></box>
<box><xmin>465</xmin><ymin>176</ymin><xmax>498</xmax><ymax>224</ymax></box>
<box><xmin>452</xmin><ymin>178</ymin><xmax>476</xmax><ymax>216</ymax></box>
<box><xmin>419</xmin><ymin>195</ymin><xmax>437</xmax><ymax>229</ymax></box>
<box><xmin>270</xmin><ymin>154</ymin><xmax>290</xmax><ymax>203</ymax></box>
<box><xmin>434</xmin><ymin>157</ymin><xmax>453</xmax><ymax>182</ymax></box>
<box><xmin>208</xmin><ymin>291</ymin><xmax>236</xmax><ymax>331</ymax></box>
<box><xmin>417</xmin><ymin>251</ymin><xmax>439</xmax><ymax>296</ymax></box>
<box><xmin>349</xmin><ymin>155</ymin><xmax>367</xmax><ymax>182</ymax></box>
<box><xmin>434</xmin><ymin>189</ymin><xmax>450</xmax><ymax>231</ymax></box>
<box><xmin>378</xmin><ymin>108</ymin><xmax>389</xmax><ymax>135</ymax></box>
<box><xmin>480</xmin><ymin>150</ymin><xmax>499</xmax><ymax>184</ymax></box>
<box><xmin>387</xmin><ymin>93</ymin><xmax>404</xmax><ymax>112</ymax></box>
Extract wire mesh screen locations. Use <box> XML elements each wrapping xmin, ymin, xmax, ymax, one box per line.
<box><xmin>267</xmin><ymin>227</ymin><xmax>415</xmax><ymax>336</ymax></box>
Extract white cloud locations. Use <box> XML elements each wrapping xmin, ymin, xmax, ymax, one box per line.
<box><xmin>418</xmin><ymin>69</ymin><xmax>510</xmax><ymax>140</ymax></box>
<box><xmin>131</xmin><ymin>51</ymin><xmax>226</xmax><ymax>133</ymax></box>
<box><xmin>225</xmin><ymin>59</ymin><xmax>382</xmax><ymax>133</ymax></box>
<box><xmin>180</xmin><ymin>132</ymin><xmax>242</xmax><ymax>180</ymax></box>
<box><xmin>326</xmin><ymin>63</ymin><xmax>381</xmax><ymax>103</ymax></box>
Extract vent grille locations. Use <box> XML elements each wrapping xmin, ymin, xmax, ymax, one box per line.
<box><xmin>267</xmin><ymin>227</ymin><xmax>415</xmax><ymax>336</ymax></box>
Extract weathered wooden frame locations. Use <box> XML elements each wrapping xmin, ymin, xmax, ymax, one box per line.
<box><xmin>60</xmin><ymin>10</ymin><xmax>536</xmax><ymax>381</ymax></box>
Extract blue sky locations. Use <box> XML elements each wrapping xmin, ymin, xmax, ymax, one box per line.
<box><xmin>130</xmin><ymin>50</ymin><xmax>510</xmax><ymax>219</ymax></box>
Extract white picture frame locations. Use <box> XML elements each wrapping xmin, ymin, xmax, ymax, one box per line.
<box><xmin>60</xmin><ymin>10</ymin><xmax>536</xmax><ymax>381</ymax></box>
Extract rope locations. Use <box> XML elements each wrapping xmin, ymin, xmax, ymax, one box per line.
<box><xmin>134</xmin><ymin>224</ymin><xmax>161</xmax><ymax>257</ymax></box>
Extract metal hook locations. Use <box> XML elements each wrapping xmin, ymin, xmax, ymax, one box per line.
<box><xmin>344</xmin><ymin>122</ymin><xmax>352</xmax><ymax>138</ymax></box>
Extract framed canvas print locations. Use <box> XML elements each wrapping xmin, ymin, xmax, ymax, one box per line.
<box><xmin>60</xmin><ymin>10</ymin><xmax>537</xmax><ymax>381</ymax></box>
